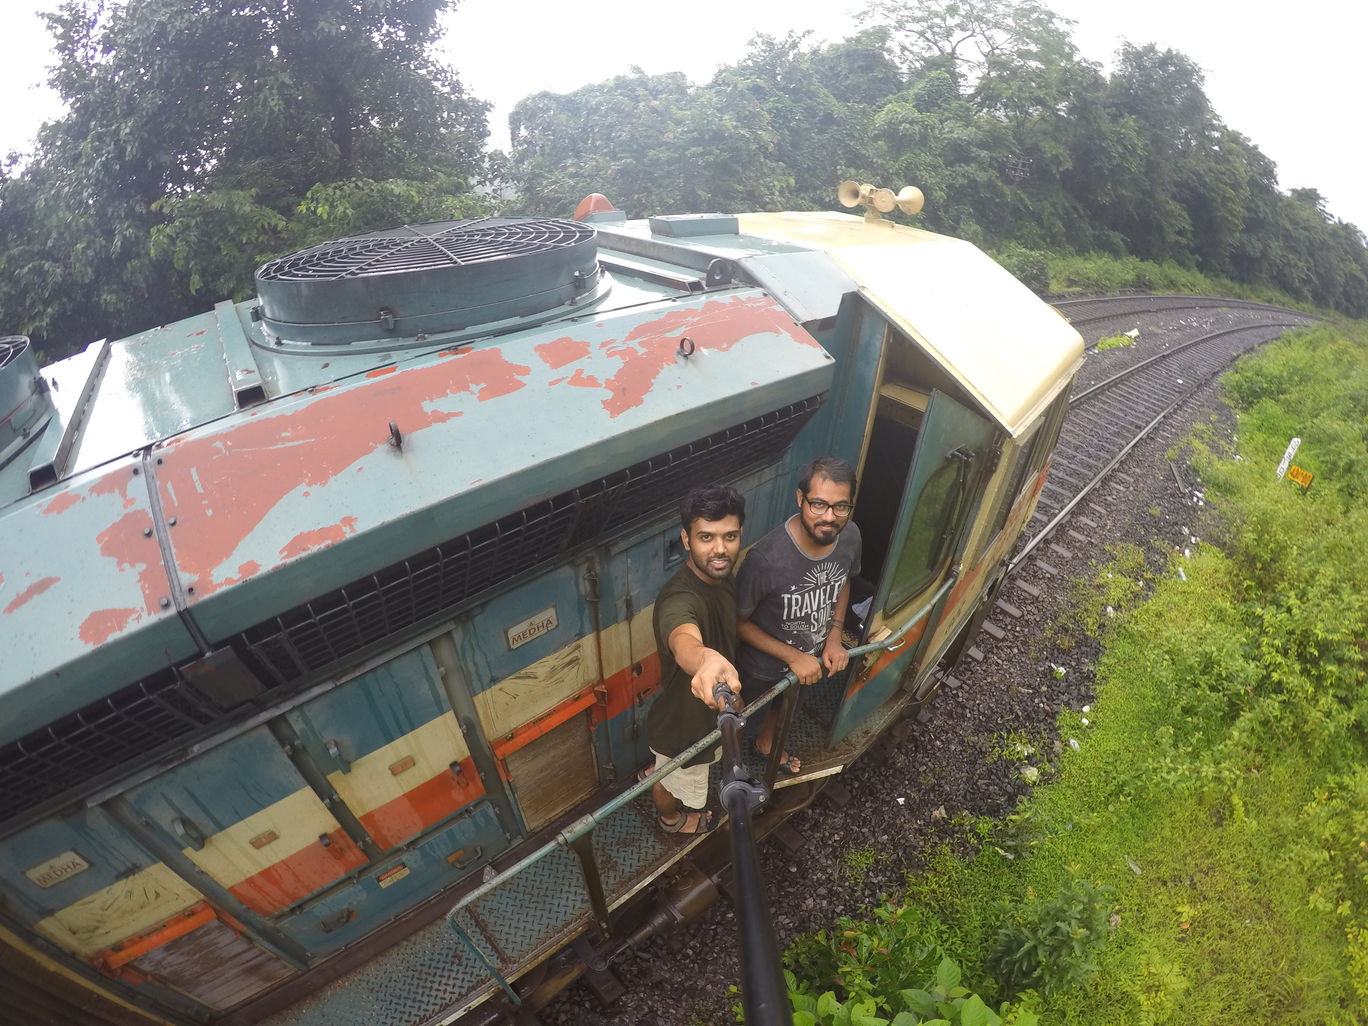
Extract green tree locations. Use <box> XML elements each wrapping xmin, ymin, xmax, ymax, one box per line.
<box><xmin>0</xmin><ymin>0</ymin><xmax>489</xmax><ymax>358</ymax></box>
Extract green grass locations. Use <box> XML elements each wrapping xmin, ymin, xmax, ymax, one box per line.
<box><xmin>784</xmin><ymin>321</ymin><xmax>1368</xmax><ymax>1024</ymax></box>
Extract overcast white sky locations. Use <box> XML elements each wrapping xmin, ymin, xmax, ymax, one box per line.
<box><xmin>2</xmin><ymin>0</ymin><xmax>1365</xmax><ymax>233</ymax></box>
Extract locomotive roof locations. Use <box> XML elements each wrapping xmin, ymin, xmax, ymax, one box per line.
<box><xmin>0</xmin><ymin>264</ymin><xmax>832</xmax><ymax>741</ymax></box>
<box><xmin>599</xmin><ymin>210</ymin><xmax>1085</xmax><ymax>439</ymax></box>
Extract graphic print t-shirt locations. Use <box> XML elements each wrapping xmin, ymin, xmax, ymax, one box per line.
<box><xmin>735</xmin><ymin>518</ymin><xmax>862</xmax><ymax>682</ymax></box>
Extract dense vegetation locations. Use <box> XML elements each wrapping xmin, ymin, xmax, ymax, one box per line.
<box><xmin>784</xmin><ymin>321</ymin><xmax>1368</xmax><ymax>1024</ymax></box>
<box><xmin>2</xmin><ymin>0</ymin><xmax>1366</xmax><ymax>356</ymax></box>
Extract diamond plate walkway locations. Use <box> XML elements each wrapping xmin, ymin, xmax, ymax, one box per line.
<box><xmin>259</xmin><ymin>796</ymin><xmax>687</xmax><ymax>1026</ymax></box>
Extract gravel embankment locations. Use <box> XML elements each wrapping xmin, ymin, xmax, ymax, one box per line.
<box><xmin>544</xmin><ymin>307</ymin><xmax>1287</xmax><ymax>1026</ymax></box>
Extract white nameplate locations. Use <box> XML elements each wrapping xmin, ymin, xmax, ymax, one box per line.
<box><xmin>505</xmin><ymin>606</ymin><xmax>558</xmax><ymax>651</ymax></box>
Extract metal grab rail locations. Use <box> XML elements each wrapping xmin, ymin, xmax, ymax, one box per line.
<box><xmin>443</xmin><ymin>573</ymin><xmax>956</xmax><ymax>1004</ymax></box>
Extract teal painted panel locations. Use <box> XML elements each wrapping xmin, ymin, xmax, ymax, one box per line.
<box><xmin>828</xmin><ymin>391</ymin><xmax>996</xmax><ymax>744</ymax></box>
<box><xmin>168</xmin><ymin>289</ymin><xmax>833</xmax><ymax>641</ymax></box>
<box><xmin>0</xmin><ymin>454</ymin><xmax>197</xmax><ymax>745</ymax></box>
<box><xmin>278</xmin><ymin>803</ymin><xmax>504</xmax><ymax>957</ymax></box>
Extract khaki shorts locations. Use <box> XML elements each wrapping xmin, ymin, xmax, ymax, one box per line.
<box><xmin>650</xmin><ymin>748</ymin><xmax>719</xmax><ymax>810</ymax></box>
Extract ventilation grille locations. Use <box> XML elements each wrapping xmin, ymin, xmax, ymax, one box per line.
<box><xmin>0</xmin><ymin>396</ymin><xmax>822</xmax><ymax>827</ymax></box>
<box><xmin>253</xmin><ymin>219</ymin><xmax>601</xmax><ymax>345</ymax></box>
<box><xmin>0</xmin><ymin>670</ymin><xmax>221</xmax><ymax>824</ymax></box>
<box><xmin>257</xmin><ymin>219</ymin><xmax>597</xmax><ymax>282</ymax></box>
<box><xmin>0</xmin><ymin>335</ymin><xmax>29</xmax><ymax>370</ymax></box>
<box><xmin>240</xmin><ymin>396</ymin><xmax>824</xmax><ymax>685</ymax></box>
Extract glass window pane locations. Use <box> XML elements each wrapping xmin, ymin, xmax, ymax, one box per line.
<box><xmin>888</xmin><ymin>460</ymin><xmax>962</xmax><ymax>608</ymax></box>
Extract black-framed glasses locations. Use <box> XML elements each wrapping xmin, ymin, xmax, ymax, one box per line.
<box><xmin>803</xmin><ymin>495</ymin><xmax>854</xmax><ymax>518</ymax></box>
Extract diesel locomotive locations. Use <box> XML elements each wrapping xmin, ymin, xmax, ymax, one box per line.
<box><xmin>0</xmin><ymin>184</ymin><xmax>1083</xmax><ymax>1025</ymax></box>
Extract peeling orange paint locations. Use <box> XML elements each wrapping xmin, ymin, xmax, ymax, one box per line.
<box><xmin>80</xmin><ymin>607</ymin><xmax>141</xmax><ymax>646</ymax></box>
<box><xmin>598</xmin><ymin>294</ymin><xmax>809</xmax><ymax>418</ymax></box>
<box><xmin>278</xmin><ymin>516</ymin><xmax>359</xmax><ymax>559</ymax></box>
<box><xmin>536</xmin><ymin>336</ymin><xmax>591</xmax><ymax>370</ymax></box>
<box><xmin>94</xmin><ymin>508</ymin><xmax>165</xmax><ymax>617</ymax></box>
<box><xmin>42</xmin><ymin>491</ymin><xmax>82</xmax><ymax>516</ymax></box>
<box><xmin>3</xmin><ymin>576</ymin><xmax>60</xmax><ymax>615</ymax></box>
<box><xmin>157</xmin><ymin>346</ymin><xmax>531</xmax><ymax>598</ymax></box>
<box><xmin>366</xmin><ymin>366</ymin><xmax>398</xmax><ymax>378</ymax></box>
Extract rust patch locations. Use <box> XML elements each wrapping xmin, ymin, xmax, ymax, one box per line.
<box><xmin>94</xmin><ymin>507</ymin><xmax>165</xmax><ymax>616</ymax></box>
<box><xmin>3</xmin><ymin>575</ymin><xmax>60</xmax><ymax>615</ymax></box>
<box><xmin>278</xmin><ymin>516</ymin><xmax>359</xmax><ymax>559</ymax></box>
<box><xmin>157</xmin><ymin>347</ymin><xmax>530</xmax><ymax>597</ymax></box>
<box><xmin>566</xmin><ymin>368</ymin><xmax>603</xmax><ymax>389</ymax></box>
<box><xmin>536</xmin><ymin>336</ymin><xmax>591</xmax><ymax>370</ymax></box>
<box><xmin>598</xmin><ymin>294</ymin><xmax>806</xmax><ymax>418</ymax></box>
<box><xmin>42</xmin><ymin>491</ymin><xmax>82</xmax><ymax>516</ymax></box>
<box><xmin>80</xmin><ymin>607</ymin><xmax>140</xmax><ymax>646</ymax></box>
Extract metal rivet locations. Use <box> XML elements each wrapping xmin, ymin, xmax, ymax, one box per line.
<box><xmin>159</xmin><ymin>597</ymin><xmax>171</xmax><ymax>609</ymax></box>
<box><xmin>156</xmin><ymin>457</ymin><xmax>163</xmax><ymax>465</ymax></box>
<box><xmin>131</xmin><ymin>466</ymin><xmax>140</xmax><ymax>476</ymax></box>
<box><xmin>143</xmin><ymin>527</ymin><xmax>153</xmax><ymax>537</ymax></box>
<box><xmin>186</xmin><ymin>586</ymin><xmax>195</xmax><ymax>595</ymax></box>
<box><xmin>168</xmin><ymin>517</ymin><xmax>178</xmax><ymax>527</ymax></box>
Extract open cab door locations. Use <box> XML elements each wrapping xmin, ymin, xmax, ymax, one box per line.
<box><xmin>829</xmin><ymin>388</ymin><xmax>995</xmax><ymax>744</ymax></box>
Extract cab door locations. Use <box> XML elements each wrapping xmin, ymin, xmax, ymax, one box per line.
<box><xmin>829</xmin><ymin>389</ymin><xmax>995</xmax><ymax>742</ymax></box>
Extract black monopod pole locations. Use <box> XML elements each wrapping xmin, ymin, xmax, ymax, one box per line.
<box><xmin>712</xmin><ymin>683</ymin><xmax>789</xmax><ymax>1026</ymax></box>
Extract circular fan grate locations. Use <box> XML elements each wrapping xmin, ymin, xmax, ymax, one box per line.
<box><xmin>254</xmin><ymin>218</ymin><xmax>601</xmax><ymax>345</ymax></box>
<box><xmin>258</xmin><ymin>219</ymin><xmax>597</xmax><ymax>283</ymax></box>
<box><xmin>0</xmin><ymin>335</ymin><xmax>31</xmax><ymax>372</ymax></box>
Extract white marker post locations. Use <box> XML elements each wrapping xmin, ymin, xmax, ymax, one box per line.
<box><xmin>1276</xmin><ymin>437</ymin><xmax>1301</xmax><ymax>480</ymax></box>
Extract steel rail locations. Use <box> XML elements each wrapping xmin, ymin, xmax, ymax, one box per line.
<box><xmin>1009</xmin><ymin>320</ymin><xmax>1302</xmax><ymax>572</ymax></box>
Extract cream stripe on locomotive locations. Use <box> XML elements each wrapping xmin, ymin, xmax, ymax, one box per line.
<box><xmin>179</xmin><ymin>788</ymin><xmax>350</xmax><ymax>887</ymax></box>
<box><xmin>323</xmin><ymin>710</ymin><xmax>472</xmax><ymax>818</ymax></box>
<box><xmin>35</xmin><ymin>862</ymin><xmax>204</xmax><ymax>958</ymax></box>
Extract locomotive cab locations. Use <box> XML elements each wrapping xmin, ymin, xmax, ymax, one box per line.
<box><xmin>0</xmin><ymin>192</ymin><xmax>1082</xmax><ymax>1026</ymax></box>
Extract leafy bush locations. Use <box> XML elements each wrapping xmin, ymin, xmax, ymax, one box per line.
<box><xmin>994</xmin><ymin>244</ymin><xmax>1050</xmax><ymax>294</ymax></box>
<box><xmin>789</xmin><ymin>956</ymin><xmax>1040</xmax><ymax>1026</ymax></box>
<box><xmin>985</xmin><ymin>878</ymin><xmax>1116</xmax><ymax>998</ymax></box>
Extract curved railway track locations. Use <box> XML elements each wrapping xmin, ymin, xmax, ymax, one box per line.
<box><xmin>1049</xmin><ymin>292</ymin><xmax>1304</xmax><ymax>328</ymax></box>
<box><xmin>1009</xmin><ymin>296</ymin><xmax>1314</xmax><ymax>572</ymax></box>
<box><xmin>545</xmin><ymin>293</ymin><xmax>1317</xmax><ymax>1026</ymax></box>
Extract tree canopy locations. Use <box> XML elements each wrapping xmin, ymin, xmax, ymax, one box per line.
<box><xmin>0</xmin><ymin>0</ymin><xmax>490</xmax><ymax>358</ymax></box>
<box><xmin>2</xmin><ymin>0</ymin><xmax>1365</xmax><ymax>361</ymax></box>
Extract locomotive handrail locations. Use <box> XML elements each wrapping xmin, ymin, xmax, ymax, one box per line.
<box><xmin>443</xmin><ymin>574</ymin><xmax>956</xmax><ymax>1003</ymax></box>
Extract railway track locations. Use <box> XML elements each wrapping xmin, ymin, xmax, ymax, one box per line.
<box><xmin>1049</xmin><ymin>292</ymin><xmax>1304</xmax><ymax>329</ymax></box>
<box><xmin>1012</xmin><ymin>297</ymin><xmax>1315</xmax><ymax>572</ymax></box>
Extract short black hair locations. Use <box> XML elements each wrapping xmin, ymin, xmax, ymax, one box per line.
<box><xmin>679</xmin><ymin>484</ymin><xmax>746</xmax><ymax>533</ymax></box>
<box><xmin>798</xmin><ymin>455</ymin><xmax>857</xmax><ymax>495</ymax></box>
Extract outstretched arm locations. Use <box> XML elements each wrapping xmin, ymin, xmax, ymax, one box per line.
<box><xmin>668</xmin><ymin>623</ymin><xmax>742</xmax><ymax>709</ymax></box>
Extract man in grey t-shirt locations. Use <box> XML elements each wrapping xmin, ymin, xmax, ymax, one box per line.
<box><xmin>736</xmin><ymin>456</ymin><xmax>861</xmax><ymax>773</ymax></box>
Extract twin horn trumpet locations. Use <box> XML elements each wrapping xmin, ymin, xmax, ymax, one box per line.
<box><xmin>837</xmin><ymin>180</ymin><xmax>924</xmax><ymax>221</ymax></box>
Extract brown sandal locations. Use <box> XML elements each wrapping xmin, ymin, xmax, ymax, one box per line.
<box><xmin>757</xmin><ymin>746</ymin><xmax>801</xmax><ymax>774</ymax></box>
<box><xmin>659</xmin><ymin>808</ymin><xmax>716</xmax><ymax>834</ymax></box>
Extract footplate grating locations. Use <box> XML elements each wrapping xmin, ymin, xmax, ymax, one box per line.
<box><xmin>258</xmin><ymin>916</ymin><xmax>495</xmax><ymax>1026</ymax></box>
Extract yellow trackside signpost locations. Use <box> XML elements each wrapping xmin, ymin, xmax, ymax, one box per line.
<box><xmin>1287</xmin><ymin>464</ymin><xmax>1314</xmax><ymax>490</ymax></box>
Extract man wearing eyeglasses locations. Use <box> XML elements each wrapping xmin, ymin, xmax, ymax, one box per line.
<box><xmin>736</xmin><ymin>456</ymin><xmax>861</xmax><ymax>773</ymax></box>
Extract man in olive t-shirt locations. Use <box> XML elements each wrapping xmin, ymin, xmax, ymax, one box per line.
<box><xmin>643</xmin><ymin>484</ymin><xmax>745</xmax><ymax>834</ymax></box>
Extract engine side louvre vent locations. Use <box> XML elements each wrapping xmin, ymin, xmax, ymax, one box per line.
<box><xmin>0</xmin><ymin>397</ymin><xmax>822</xmax><ymax>828</ymax></box>
<box><xmin>240</xmin><ymin>395</ymin><xmax>825</xmax><ymax>685</ymax></box>
<box><xmin>254</xmin><ymin>218</ymin><xmax>600</xmax><ymax>346</ymax></box>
